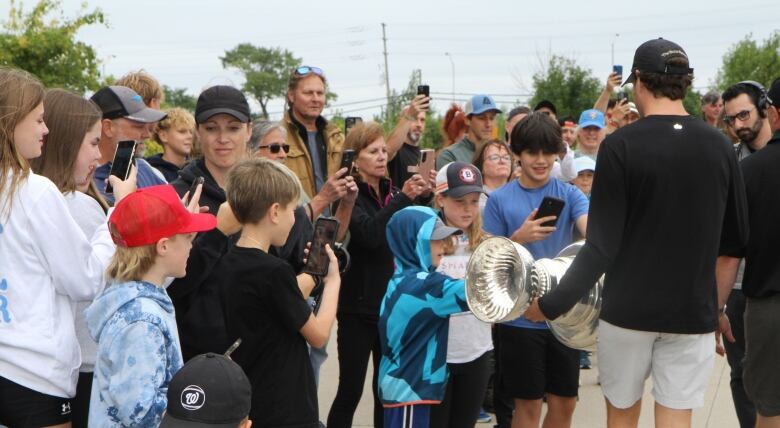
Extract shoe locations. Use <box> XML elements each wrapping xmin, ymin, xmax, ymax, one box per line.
<box><xmin>477</xmin><ymin>409</ymin><xmax>492</xmax><ymax>423</ymax></box>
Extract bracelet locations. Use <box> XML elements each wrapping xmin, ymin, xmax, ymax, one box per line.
<box><xmin>718</xmin><ymin>305</ymin><xmax>727</xmax><ymax>317</ymax></box>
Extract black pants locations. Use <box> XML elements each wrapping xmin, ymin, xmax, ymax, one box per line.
<box><xmin>326</xmin><ymin>313</ymin><xmax>384</xmax><ymax>428</ymax></box>
<box><xmin>430</xmin><ymin>351</ymin><xmax>492</xmax><ymax>428</ymax></box>
<box><xmin>724</xmin><ymin>290</ymin><xmax>756</xmax><ymax>428</ymax></box>
<box><xmin>71</xmin><ymin>371</ymin><xmax>92</xmax><ymax>428</ymax></box>
<box><xmin>492</xmin><ymin>327</ymin><xmax>514</xmax><ymax>428</ymax></box>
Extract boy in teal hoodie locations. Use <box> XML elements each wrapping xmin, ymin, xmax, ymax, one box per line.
<box><xmin>378</xmin><ymin>206</ymin><xmax>467</xmax><ymax>428</ymax></box>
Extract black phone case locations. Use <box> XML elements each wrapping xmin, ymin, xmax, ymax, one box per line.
<box><xmin>535</xmin><ymin>197</ymin><xmax>565</xmax><ymax>228</ymax></box>
<box><xmin>303</xmin><ymin>218</ymin><xmax>340</xmax><ymax>276</ymax></box>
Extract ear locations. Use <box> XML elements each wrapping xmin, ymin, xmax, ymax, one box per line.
<box><xmin>286</xmin><ymin>89</ymin><xmax>294</xmax><ymax>106</ymax></box>
<box><xmin>434</xmin><ymin>193</ymin><xmax>444</xmax><ymax>209</ymax></box>
<box><xmin>101</xmin><ymin>119</ymin><xmax>114</xmax><ymax>140</ymax></box>
<box><xmin>268</xmin><ymin>202</ymin><xmax>281</xmax><ymax>224</ymax></box>
<box><xmin>156</xmin><ymin>237</ymin><xmax>170</xmax><ymax>257</ymax></box>
<box><xmin>158</xmin><ymin>129</ymin><xmax>169</xmax><ymax>144</ymax></box>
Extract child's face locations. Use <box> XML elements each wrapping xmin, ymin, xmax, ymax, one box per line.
<box><xmin>518</xmin><ymin>149</ymin><xmax>556</xmax><ymax>186</ymax></box>
<box><xmin>430</xmin><ymin>238</ymin><xmax>448</xmax><ymax>268</ymax></box>
<box><xmin>161</xmin><ymin>126</ymin><xmax>194</xmax><ymax>158</ymax></box>
<box><xmin>437</xmin><ymin>192</ymin><xmax>480</xmax><ymax>231</ymax></box>
<box><xmin>13</xmin><ymin>102</ymin><xmax>48</xmax><ymax>160</ymax></box>
<box><xmin>164</xmin><ymin>232</ymin><xmax>196</xmax><ymax>278</ymax></box>
<box><xmin>571</xmin><ymin>170</ymin><xmax>594</xmax><ymax>196</ymax></box>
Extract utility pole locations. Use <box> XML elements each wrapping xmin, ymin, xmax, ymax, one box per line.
<box><xmin>382</xmin><ymin>23</ymin><xmax>391</xmax><ymax>121</ymax></box>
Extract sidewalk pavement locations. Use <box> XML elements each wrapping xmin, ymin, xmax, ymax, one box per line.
<box><xmin>318</xmin><ymin>326</ymin><xmax>740</xmax><ymax>427</ymax></box>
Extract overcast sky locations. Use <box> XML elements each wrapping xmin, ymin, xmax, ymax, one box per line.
<box><xmin>3</xmin><ymin>0</ymin><xmax>778</xmax><ymax>119</ymax></box>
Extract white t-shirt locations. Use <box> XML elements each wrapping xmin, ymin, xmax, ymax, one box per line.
<box><xmin>437</xmin><ymin>234</ymin><xmax>493</xmax><ymax>364</ymax></box>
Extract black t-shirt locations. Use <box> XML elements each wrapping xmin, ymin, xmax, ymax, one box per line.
<box><xmin>222</xmin><ymin>246</ymin><xmax>317</xmax><ymax>427</ymax></box>
<box><xmin>734</xmin><ymin>132</ymin><xmax>780</xmax><ymax>298</ymax></box>
<box><xmin>388</xmin><ymin>143</ymin><xmax>421</xmax><ymax>187</ymax></box>
<box><xmin>540</xmin><ymin>115</ymin><xmax>748</xmax><ymax>334</ymax></box>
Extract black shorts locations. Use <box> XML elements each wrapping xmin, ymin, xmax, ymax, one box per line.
<box><xmin>0</xmin><ymin>376</ymin><xmax>72</xmax><ymax>427</ymax></box>
<box><xmin>497</xmin><ymin>324</ymin><xmax>579</xmax><ymax>400</ymax></box>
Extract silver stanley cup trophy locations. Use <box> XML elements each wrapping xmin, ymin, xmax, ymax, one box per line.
<box><xmin>465</xmin><ymin>237</ymin><xmax>603</xmax><ymax>350</ymax></box>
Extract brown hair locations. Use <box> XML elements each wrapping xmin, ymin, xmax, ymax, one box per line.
<box><xmin>107</xmin><ymin>244</ymin><xmax>157</xmax><ymax>282</ymax></box>
<box><xmin>442</xmin><ymin>103</ymin><xmax>467</xmax><ymax>146</ymax></box>
<box><xmin>472</xmin><ymin>139</ymin><xmax>513</xmax><ymax>179</ymax></box>
<box><xmin>0</xmin><ymin>67</ymin><xmax>45</xmax><ymax>216</ymax></box>
<box><xmin>152</xmin><ymin>107</ymin><xmax>195</xmax><ymax>145</ymax></box>
<box><xmin>636</xmin><ymin>57</ymin><xmax>693</xmax><ymax>101</ymax></box>
<box><xmin>225</xmin><ymin>158</ymin><xmax>301</xmax><ymax>225</ymax></box>
<box><xmin>29</xmin><ymin>89</ymin><xmax>102</xmax><ymax>193</ymax></box>
<box><xmin>344</xmin><ymin>122</ymin><xmax>385</xmax><ymax>179</ymax></box>
<box><xmin>116</xmin><ymin>70</ymin><xmax>164</xmax><ymax>106</ymax></box>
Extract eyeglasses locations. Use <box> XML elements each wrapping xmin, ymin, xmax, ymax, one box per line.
<box><xmin>486</xmin><ymin>154</ymin><xmax>512</xmax><ymax>163</ymax></box>
<box><xmin>258</xmin><ymin>143</ymin><xmax>290</xmax><ymax>154</ymax></box>
<box><xmin>295</xmin><ymin>66</ymin><xmax>324</xmax><ymax>76</ymax></box>
<box><xmin>723</xmin><ymin>107</ymin><xmax>755</xmax><ymax>126</ymax></box>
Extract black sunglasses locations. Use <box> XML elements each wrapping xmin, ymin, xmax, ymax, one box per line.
<box><xmin>295</xmin><ymin>66</ymin><xmax>324</xmax><ymax>76</ymax></box>
<box><xmin>258</xmin><ymin>143</ymin><xmax>290</xmax><ymax>154</ymax></box>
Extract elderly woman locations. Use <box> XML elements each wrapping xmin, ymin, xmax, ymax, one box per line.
<box><xmin>250</xmin><ymin>120</ymin><xmax>290</xmax><ymax>163</ymax></box>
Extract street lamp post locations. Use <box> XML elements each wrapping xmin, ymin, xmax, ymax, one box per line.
<box><xmin>445</xmin><ymin>52</ymin><xmax>455</xmax><ymax>102</ymax></box>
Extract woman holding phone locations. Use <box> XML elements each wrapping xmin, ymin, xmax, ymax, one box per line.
<box><xmin>0</xmin><ymin>68</ymin><xmax>135</xmax><ymax>428</ymax></box>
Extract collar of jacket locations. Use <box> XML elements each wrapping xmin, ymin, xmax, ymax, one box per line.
<box><xmin>358</xmin><ymin>177</ymin><xmax>396</xmax><ymax>207</ymax></box>
<box><xmin>286</xmin><ymin>107</ymin><xmax>328</xmax><ymax>138</ymax></box>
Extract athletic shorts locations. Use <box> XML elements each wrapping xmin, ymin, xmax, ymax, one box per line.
<box><xmin>744</xmin><ymin>295</ymin><xmax>780</xmax><ymax>417</ymax></box>
<box><xmin>384</xmin><ymin>404</ymin><xmax>431</xmax><ymax>428</ymax></box>
<box><xmin>597</xmin><ymin>320</ymin><xmax>714</xmax><ymax>410</ymax></box>
<box><xmin>497</xmin><ymin>324</ymin><xmax>580</xmax><ymax>399</ymax></box>
<box><xmin>0</xmin><ymin>375</ymin><xmax>72</xmax><ymax>427</ymax></box>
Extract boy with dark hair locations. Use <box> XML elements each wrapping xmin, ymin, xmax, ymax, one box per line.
<box><xmin>219</xmin><ymin>158</ymin><xmax>341</xmax><ymax>427</ymax></box>
<box><xmin>483</xmin><ymin>111</ymin><xmax>589</xmax><ymax>428</ymax></box>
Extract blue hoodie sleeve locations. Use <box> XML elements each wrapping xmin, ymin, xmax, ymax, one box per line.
<box><xmin>427</xmin><ymin>274</ymin><xmax>468</xmax><ymax>317</ymax></box>
<box><xmin>103</xmin><ymin>321</ymin><xmax>168</xmax><ymax>426</ymax></box>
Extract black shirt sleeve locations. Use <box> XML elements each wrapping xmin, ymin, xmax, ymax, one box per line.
<box><xmin>349</xmin><ymin>193</ymin><xmax>413</xmax><ymax>249</ymax></box>
<box><xmin>267</xmin><ymin>262</ymin><xmax>313</xmax><ymax>333</ymax></box>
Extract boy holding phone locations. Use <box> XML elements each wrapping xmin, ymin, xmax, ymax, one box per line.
<box><xmin>218</xmin><ymin>158</ymin><xmax>341</xmax><ymax>427</ymax></box>
<box><xmin>482</xmin><ymin>112</ymin><xmax>588</xmax><ymax>428</ymax></box>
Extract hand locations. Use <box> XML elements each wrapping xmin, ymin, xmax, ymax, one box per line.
<box><xmin>109</xmin><ymin>164</ymin><xmax>138</xmax><ymax>204</ymax></box>
<box><xmin>420</xmin><ymin>169</ymin><xmax>437</xmax><ymax>197</ymax></box>
<box><xmin>524</xmin><ymin>298</ymin><xmax>547</xmax><ymax>322</ymax></box>
<box><xmin>509</xmin><ymin>209</ymin><xmax>556</xmax><ymax>244</ymax></box>
<box><xmin>323</xmin><ymin>244</ymin><xmax>341</xmax><ymax>284</ymax></box>
<box><xmin>407</xmin><ymin>94</ymin><xmax>430</xmax><ymax>118</ymax></box>
<box><xmin>606</xmin><ymin>72</ymin><xmax>621</xmax><ymax>93</ymax></box>
<box><xmin>401</xmin><ymin>173</ymin><xmax>427</xmax><ymax>200</ymax></box>
<box><xmin>716</xmin><ymin>313</ymin><xmax>734</xmax><ymax>357</ymax></box>
<box><xmin>216</xmin><ymin>202</ymin><xmax>241</xmax><ymax>236</ymax></box>
<box><xmin>342</xmin><ymin>175</ymin><xmax>359</xmax><ymax>204</ymax></box>
<box><xmin>611</xmin><ymin>98</ymin><xmax>630</xmax><ymax>125</ymax></box>
<box><xmin>317</xmin><ymin>167</ymin><xmax>350</xmax><ymax>204</ymax></box>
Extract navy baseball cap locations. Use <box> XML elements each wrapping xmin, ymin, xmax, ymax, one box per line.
<box><xmin>464</xmin><ymin>94</ymin><xmax>502</xmax><ymax>116</ymax></box>
<box><xmin>435</xmin><ymin>161</ymin><xmax>486</xmax><ymax>198</ymax></box>
<box><xmin>534</xmin><ymin>100</ymin><xmax>557</xmax><ymax>116</ymax></box>
<box><xmin>91</xmin><ymin>86</ymin><xmax>167</xmax><ymax>123</ymax></box>
<box><xmin>623</xmin><ymin>38</ymin><xmax>693</xmax><ymax>86</ymax></box>
<box><xmin>767</xmin><ymin>76</ymin><xmax>780</xmax><ymax>106</ymax></box>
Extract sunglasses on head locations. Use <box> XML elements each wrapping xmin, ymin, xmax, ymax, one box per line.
<box><xmin>295</xmin><ymin>66</ymin><xmax>324</xmax><ymax>76</ymax></box>
<box><xmin>258</xmin><ymin>143</ymin><xmax>290</xmax><ymax>154</ymax></box>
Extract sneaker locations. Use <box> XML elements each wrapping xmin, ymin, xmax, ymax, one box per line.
<box><xmin>477</xmin><ymin>408</ymin><xmax>492</xmax><ymax>423</ymax></box>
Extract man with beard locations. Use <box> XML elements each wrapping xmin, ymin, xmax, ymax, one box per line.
<box><xmin>387</xmin><ymin>94</ymin><xmax>430</xmax><ymax>186</ymax></box>
<box><xmin>437</xmin><ymin>94</ymin><xmax>502</xmax><ymax>169</ymax></box>
<box><xmin>723</xmin><ymin>81</ymin><xmax>772</xmax><ymax>161</ymax></box>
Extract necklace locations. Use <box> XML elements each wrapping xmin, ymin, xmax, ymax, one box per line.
<box><xmin>239</xmin><ymin>235</ymin><xmax>265</xmax><ymax>250</ymax></box>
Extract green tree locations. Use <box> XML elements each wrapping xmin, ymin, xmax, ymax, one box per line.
<box><xmin>162</xmin><ymin>85</ymin><xmax>197</xmax><ymax>111</ymax></box>
<box><xmin>0</xmin><ymin>0</ymin><xmax>106</xmax><ymax>93</ymax></box>
<box><xmin>529</xmin><ymin>55</ymin><xmax>602</xmax><ymax>118</ymax></box>
<box><xmin>683</xmin><ymin>89</ymin><xmax>702</xmax><ymax>117</ymax></box>
<box><xmin>716</xmin><ymin>31</ymin><xmax>780</xmax><ymax>89</ymax></box>
<box><xmin>221</xmin><ymin>44</ymin><xmax>301</xmax><ymax>119</ymax></box>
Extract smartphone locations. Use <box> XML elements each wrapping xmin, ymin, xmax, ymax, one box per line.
<box><xmin>345</xmin><ymin>117</ymin><xmax>362</xmax><ymax>135</ymax></box>
<box><xmin>303</xmin><ymin>217</ymin><xmax>340</xmax><ymax>276</ymax></box>
<box><xmin>417</xmin><ymin>149</ymin><xmax>436</xmax><ymax>182</ymax></box>
<box><xmin>534</xmin><ymin>196</ymin><xmax>565</xmax><ymax>228</ymax></box>
<box><xmin>188</xmin><ymin>176</ymin><xmax>205</xmax><ymax>202</ymax></box>
<box><xmin>105</xmin><ymin>140</ymin><xmax>136</xmax><ymax>194</ymax></box>
<box><xmin>417</xmin><ymin>84</ymin><xmax>430</xmax><ymax>98</ymax></box>
<box><xmin>617</xmin><ymin>91</ymin><xmax>629</xmax><ymax>103</ymax></box>
<box><xmin>339</xmin><ymin>149</ymin><xmax>356</xmax><ymax>175</ymax></box>
<box><xmin>613</xmin><ymin>64</ymin><xmax>623</xmax><ymax>80</ymax></box>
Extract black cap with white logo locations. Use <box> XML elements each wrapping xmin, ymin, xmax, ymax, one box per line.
<box><xmin>160</xmin><ymin>353</ymin><xmax>251</xmax><ymax>428</ymax></box>
<box><xmin>622</xmin><ymin>38</ymin><xmax>693</xmax><ymax>86</ymax></box>
<box><xmin>91</xmin><ymin>86</ymin><xmax>167</xmax><ymax>123</ymax></box>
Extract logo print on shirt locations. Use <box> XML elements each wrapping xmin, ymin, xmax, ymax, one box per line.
<box><xmin>181</xmin><ymin>385</ymin><xmax>205</xmax><ymax>410</ymax></box>
<box><xmin>61</xmin><ymin>402</ymin><xmax>71</xmax><ymax>415</ymax></box>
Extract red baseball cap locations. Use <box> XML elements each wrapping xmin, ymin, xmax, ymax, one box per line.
<box><xmin>109</xmin><ymin>185</ymin><xmax>217</xmax><ymax>247</ymax></box>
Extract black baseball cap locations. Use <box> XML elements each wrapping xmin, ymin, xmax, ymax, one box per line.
<box><xmin>91</xmin><ymin>86</ymin><xmax>167</xmax><ymax>123</ymax></box>
<box><xmin>623</xmin><ymin>38</ymin><xmax>693</xmax><ymax>86</ymax></box>
<box><xmin>435</xmin><ymin>161</ymin><xmax>486</xmax><ymax>199</ymax></box>
<box><xmin>767</xmin><ymin>76</ymin><xmax>780</xmax><ymax>106</ymax></box>
<box><xmin>195</xmin><ymin>86</ymin><xmax>251</xmax><ymax>124</ymax></box>
<box><xmin>160</xmin><ymin>353</ymin><xmax>251</xmax><ymax>428</ymax></box>
<box><xmin>533</xmin><ymin>100</ymin><xmax>557</xmax><ymax>115</ymax></box>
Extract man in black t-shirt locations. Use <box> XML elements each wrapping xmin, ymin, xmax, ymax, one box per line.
<box><xmin>387</xmin><ymin>94</ymin><xmax>430</xmax><ymax>186</ymax></box>
<box><xmin>525</xmin><ymin>38</ymin><xmax>748</xmax><ymax>428</ymax></box>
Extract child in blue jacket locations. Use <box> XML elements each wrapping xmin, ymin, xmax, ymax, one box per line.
<box><xmin>378</xmin><ymin>206</ymin><xmax>468</xmax><ymax>428</ymax></box>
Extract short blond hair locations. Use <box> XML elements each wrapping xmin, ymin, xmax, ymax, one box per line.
<box><xmin>107</xmin><ymin>244</ymin><xmax>157</xmax><ymax>282</ymax></box>
<box><xmin>152</xmin><ymin>108</ymin><xmax>196</xmax><ymax>145</ymax></box>
<box><xmin>116</xmin><ymin>70</ymin><xmax>164</xmax><ymax>106</ymax></box>
<box><xmin>225</xmin><ymin>158</ymin><xmax>301</xmax><ymax>225</ymax></box>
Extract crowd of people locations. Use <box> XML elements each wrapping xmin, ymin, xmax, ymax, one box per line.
<box><xmin>0</xmin><ymin>36</ymin><xmax>778</xmax><ymax>428</ymax></box>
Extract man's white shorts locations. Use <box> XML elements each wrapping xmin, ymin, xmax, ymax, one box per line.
<box><xmin>597</xmin><ymin>320</ymin><xmax>715</xmax><ymax>410</ymax></box>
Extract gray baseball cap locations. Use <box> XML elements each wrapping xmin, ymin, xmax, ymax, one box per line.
<box><xmin>91</xmin><ymin>86</ymin><xmax>167</xmax><ymax>123</ymax></box>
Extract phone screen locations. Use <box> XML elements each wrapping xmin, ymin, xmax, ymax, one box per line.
<box><xmin>340</xmin><ymin>149</ymin><xmax>356</xmax><ymax>175</ymax></box>
<box><xmin>106</xmin><ymin>140</ymin><xmax>136</xmax><ymax>194</ymax></box>
<box><xmin>345</xmin><ymin>117</ymin><xmax>362</xmax><ymax>135</ymax></box>
<box><xmin>417</xmin><ymin>85</ymin><xmax>430</xmax><ymax>98</ymax></box>
<box><xmin>613</xmin><ymin>65</ymin><xmax>623</xmax><ymax>79</ymax></box>
<box><xmin>534</xmin><ymin>196</ymin><xmax>565</xmax><ymax>228</ymax></box>
<box><xmin>303</xmin><ymin>218</ymin><xmax>340</xmax><ymax>276</ymax></box>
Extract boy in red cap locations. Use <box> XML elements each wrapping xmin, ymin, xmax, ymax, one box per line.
<box><xmin>85</xmin><ymin>185</ymin><xmax>216</xmax><ymax>427</ymax></box>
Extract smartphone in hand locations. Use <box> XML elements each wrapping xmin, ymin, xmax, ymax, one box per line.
<box><xmin>340</xmin><ymin>149</ymin><xmax>356</xmax><ymax>175</ymax></box>
<box><xmin>106</xmin><ymin>140</ymin><xmax>136</xmax><ymax>194</ymax></box>
<box><xmin>534</xmin><ymin>196</ymin><xmax>565</xmax><ymax>228</ymax></box>
<box><xmin>613</xmin><ymin>64</ymin><xmax>623</xmax><ymax>80</ymax></box>
<box><xmin>417</xmin><ymin>149</ymin><xmax>436</xmax><ymax>182</ymax></box>
<box><xmin>417</xmin><ymin>84</ymin><xmax>430</xmax><ymax>98</ymax></box>
<box><xmin>303</xmin><ymin>217</ymin><xmax>340</xmax><ymax>276</ymax></box>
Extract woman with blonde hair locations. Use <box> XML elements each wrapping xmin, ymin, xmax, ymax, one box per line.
<box><xmin>0</xmin><ymin>68</ymin><xmax>134</xmax><ymax>428</ymax></box>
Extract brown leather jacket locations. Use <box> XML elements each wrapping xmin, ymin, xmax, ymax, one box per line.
<box><xmin>283</xmin><ymin>109</ymin><xmax>345</xmax><ymax>198</ymax></box>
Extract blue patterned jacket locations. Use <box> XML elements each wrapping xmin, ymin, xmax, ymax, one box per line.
<box><xmin>86</xmin><ymin>281</ymin><xmax>183</xmax><ymax>427</ymax></box>
<box><xmin>378</xmin><ymin>206</ymin><xmax>468</xmax><ymax>407</ymax></box>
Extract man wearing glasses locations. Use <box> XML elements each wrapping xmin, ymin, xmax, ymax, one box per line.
<box><xmin>722</xmin><ymin>81</ymin><xmax>772</xmax><ymax>161</ymax></box>
<box><xmin>283</xmin><ymin>66</ymin><xmax>350</xmax><ymax>216</ymax></box>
